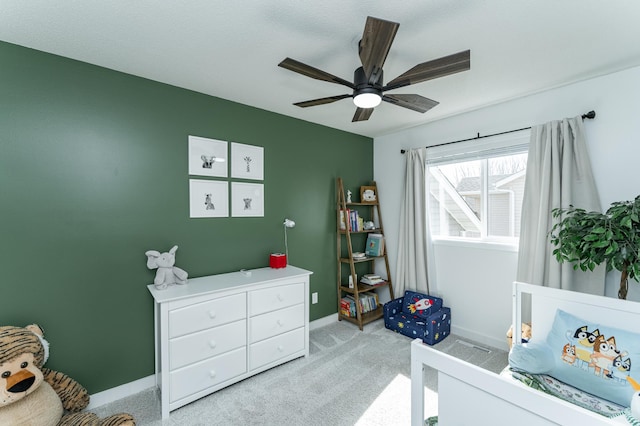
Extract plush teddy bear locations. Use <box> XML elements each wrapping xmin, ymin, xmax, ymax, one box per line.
<box><xmin>145</xmin><ymin>245</ymin><xmax>188</xmax><ymax>290</ymax></box>
<box><xmin>506</xmin><ymin>322</ymin><xmax>532</xmax><ymax>348</ymax></box>
<box><xmin>0</xmin><ymin>324</ymin><xmax>135</xmax><ymax>426</ymax></box>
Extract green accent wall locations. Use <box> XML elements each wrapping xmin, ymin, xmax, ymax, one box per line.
<box><xmin>0</xmin><ymin>41</ymin><xmax>373</xmax><ymax>392</ymax></box>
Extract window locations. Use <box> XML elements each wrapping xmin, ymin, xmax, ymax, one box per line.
<box><xmin>426</xmin><ymin>131</ymin><xmax>529</xmax><ymax>243</ymax></box>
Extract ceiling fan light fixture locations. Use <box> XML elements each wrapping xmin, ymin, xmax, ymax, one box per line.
<box><xmin>353</xmin><ymin>91</ymin><xmax>382</xmax><ymax>109</ymax></box>
<box><xmin>279</xmin><ymin>17</ymin><xmax>470</xmax><ymax>121</ymax></box>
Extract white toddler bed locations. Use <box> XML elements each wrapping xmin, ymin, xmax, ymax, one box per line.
<box><xmin>410</xmin><ymin>281</ymin><xmax>640</xmax><ymax>425</ymax></box>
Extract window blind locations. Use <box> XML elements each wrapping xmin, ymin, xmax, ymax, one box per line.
<box><xmin>425</xmin><ymin>129</ymin><xmax>530</xmax><ymax>166</ymax></box>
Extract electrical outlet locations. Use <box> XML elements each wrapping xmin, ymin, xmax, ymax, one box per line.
<box><xmin>312</xmin><ymin>292</ymin><xmax>318</xmax><ymax>304</ymax></box>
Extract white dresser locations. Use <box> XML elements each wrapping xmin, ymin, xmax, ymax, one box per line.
<box><xmin>147</xmin><ymin>265</ymin><xmax>313</xmax><ymax>419</ymax></box>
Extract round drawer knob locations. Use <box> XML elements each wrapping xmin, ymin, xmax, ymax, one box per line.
<box><xmin>209</xmin><ymin>340</ymin><xmax>217</xmax><ymax>349</ymax></box>
<box><xmin>277</xmin><ymin>345</ymin><xmax>284</xmax><ymax>352</ymax></box>
<box><xmin>277</xmin><ymin>319</ymin><xmax>284</xmax><ymax>327</ymax></box>
<box><xmin>208</xmin><ymin>310</ymin><xmax>216</xmax><ymax>319</ymax></box>
<box><xmin>277</xmin><ymin>294</ymin><xmax>284</xmax><ymax>302</ymax></box>
<box><xmin>209</xmin><ymin>370</ymin><xmax>216</xmax><ymax>378</ymax></box>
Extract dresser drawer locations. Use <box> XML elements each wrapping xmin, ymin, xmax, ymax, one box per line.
<box><xmin>249</xmin><ymin>282</ymin><xmax>304</xmax><ymax>316</ymax></box>
<box><xmin>170</xmin><ymin>347</ymin><xmax>246</xmax><ymax>403</ymax></box>
<box><xmin>170</xmin><ymin>319</ymin><xmax>246</xmax><ymax>370</ymax></box>
<box><xmin>249</xmin><ymin>303</ymin><xmax>304</xmax><ymax>343</ymax></box>
<box><xmin>169</xmin><ymin>293</ymin><xmax>246</xmax><ymax>338</ymax></box>
<box><xmin>249</xmin><ymin>327</ymin><xmax>305</xmax><ymax>371</ymax></box>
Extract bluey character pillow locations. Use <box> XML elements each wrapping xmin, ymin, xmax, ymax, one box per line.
<box><xmin>401</xmin><ymin>291</ymin><xmax>443</xmax><ymax>320</ymax></box>
<box><xmin>510</xmin><ymin>309</ymin><xmax>640</xmax><ymax>407</ymax></box>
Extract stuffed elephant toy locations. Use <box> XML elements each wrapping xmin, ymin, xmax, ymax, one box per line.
<box><xmin>145</xmin><ymin>245</ymin><xmax>188</xmax><ymax>289</ymax></box>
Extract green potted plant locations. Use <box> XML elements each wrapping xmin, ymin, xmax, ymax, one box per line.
<box><xmin>549</xmin><ymin>195</ymin><xmax>640</xmax><ymax>299</ymax></box>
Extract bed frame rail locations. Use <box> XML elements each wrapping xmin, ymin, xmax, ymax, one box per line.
<box><xmin>410</xmin><ymin>280</ymin><xmax>640</xmax><ymax>425</ymax></box>
<box><xmin>410</xmin><ymin>339</ymin><xmax>621</xmax><ymax>425</ymax></box>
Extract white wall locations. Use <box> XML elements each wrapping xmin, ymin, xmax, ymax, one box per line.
<box><xmin>433</xmin><ymin>240</ymin><xmax>518</xmax><ymax>349</ymax></box>
<box><xmin>375</xmin><ymin>65</ymin><xmax>640</xmax><ymax>349</ymax></box>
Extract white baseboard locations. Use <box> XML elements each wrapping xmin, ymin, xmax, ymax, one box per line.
<box><xmin>89</xmin><ymin>314</ymin><xmax>339</xmax><ymax>409</ymax></box>
<box><xmin>309</xmin><ymin>313</ymin><xmax>338</xmax><ymax>330</ymax></box>
<box><xmin>87</xmin><ymin>375</ymin><xmax>155</xmax><ymax>410</ymax></box>
<box><xmin>451</xmin><ymin>324</ymin><xmax>509</xmax><ymax>352</ymax></box>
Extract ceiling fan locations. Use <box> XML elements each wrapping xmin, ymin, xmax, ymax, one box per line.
<box><xmin>278</xmin><ymin>16</ymin><xmax>470</xmax><ymax>122</ymax></box>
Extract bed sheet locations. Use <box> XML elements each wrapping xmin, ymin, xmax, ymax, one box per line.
<box><xmin>504</xmin><ymin>367</ymin><xmax>625</xmax><ymax>418</ymax></box>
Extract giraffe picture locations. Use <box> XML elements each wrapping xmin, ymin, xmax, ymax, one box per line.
<box><xmin>231</xmin><ymin>142</ymin><xmax>263</xmax><ymax>180</ymax></box>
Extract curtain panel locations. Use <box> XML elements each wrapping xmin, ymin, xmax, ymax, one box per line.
<box><xmin>516</xmin><ymin>116</ymin><xmax>604</xmax><ymax>294</ymax></box>
<box><xmin>395</xmin><ymin>147</ymin><xmax>430</xmax><ymax>295</ymax></box>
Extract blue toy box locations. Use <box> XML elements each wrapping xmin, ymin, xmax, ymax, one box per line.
<box><xmin>383</xmin><ymin>290</ymin><xmax>451</xmax><ymax>345</ymax></box>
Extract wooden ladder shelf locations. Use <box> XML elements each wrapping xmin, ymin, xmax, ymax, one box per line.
<box><xmin>336</xmin><ymin>177</ymin><xmax>394</xmax><ymax>330</ymax></box>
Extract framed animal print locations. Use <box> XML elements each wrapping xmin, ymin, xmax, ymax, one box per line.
<box><xmin>231</xmin><ymin>182</ymin><xmax>264</xmax><ymax>217</ymax></box>
<box><xmin>231</xmin><ymin>142</ymin><xmax>263</xmax><ymax>180</ymax></box>
<box><xmin>189</xmin><ymin>179</ymin><xmax>228</xmax><ymax>218</ymax></box>
<box><xmin>188</xmin><ymin>135</ymin><xmax>228</xmax><ymax>177</ymax></box>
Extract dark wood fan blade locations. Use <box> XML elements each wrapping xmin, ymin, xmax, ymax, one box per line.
<box><xmin>294</xmin><ymin>94</ymin><xmax>351</xmax><ymax>108</ymax></box>
<box><xmin>352</xmin><ymin>107</ymin><xmax>374</xmax><ymax>122</ymax></box>
<box><xmin>279</xmin><ymin>58</ymin><xmax>354</xmax><ymax>89</ymax></box>
<box><xmin>358</xmin><ymin>16</ymin><xmax>399</xmax><ymax>85</ymax></box>
<box><xmin>382</xmin><ymin>94</ymin><xmax>439</xmax><ymax>113</ymax></box>
<box><xmin>384</xmin><ymin>50</ymin><xmax>470</xmax><ymax>91</ymax></box>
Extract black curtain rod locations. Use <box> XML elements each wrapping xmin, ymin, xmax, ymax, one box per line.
<box><xmin>400</xmin><ymin>110</ymin><xmax>596</xmax><ymax>154</ymax></box>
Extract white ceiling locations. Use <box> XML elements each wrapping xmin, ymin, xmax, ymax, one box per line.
<box><xmin>2</xmin><ymin>1</ymin><xmax>640</xmax><ymax>138</ymax></box>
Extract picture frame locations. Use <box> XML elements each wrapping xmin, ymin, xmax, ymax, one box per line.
<box><xmin>360</xmin><ymin>185</ymin><xmax>377</xmax><ymax>203</ymax></box>
<box><xmin>188</xmin><ymin>135</ymin><xmax>228</xmax><ymax>177</ymax></box>
<box><xmin>231</xmin><ymin>142</ymin><xmax>264</xmax><ymax>180</ymax></box>
<box><xmin>231</xmin><ymin>182</ymin><xmax>264</xmax><ymax>217</ymax></box>
<box><xmin>189</xmin><ymin>179</ymin><xmax>228</xmax><ymax>218</ymax></box>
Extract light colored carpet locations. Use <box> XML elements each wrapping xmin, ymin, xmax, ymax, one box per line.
<box><xmin>91</xmin><ymin>320</ymin><xmax>508</xmax><ymax>425</ymax></box>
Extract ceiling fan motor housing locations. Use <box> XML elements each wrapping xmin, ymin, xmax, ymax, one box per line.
<box><xmin>353</xmin><ymin>66</ymin><xmax>383</xmax><ymax>99</ymax></box>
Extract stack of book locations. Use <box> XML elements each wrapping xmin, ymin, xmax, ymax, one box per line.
<box><xmin>365</xmin><ymin>233</ymin><xmax>385</xmax><ymax>256</ymax></box>
<box><xmin>340</xmin><ymin>296</ymin><xmax>356</xmax><ymax>317</ymax></box>
<box><xmin>340</xmin><ymin>292</ymin><xmax>379</xmax><ymax>317</ymax></box>
<box><xmin>360</xmin><ymin>274</ymin><xmax>386</xmax><ymax>286</ymax></box>
<box><xmin>339</xmin><ymin>209</ymin><xmax>364</xmax><ymax>232</ymax></box>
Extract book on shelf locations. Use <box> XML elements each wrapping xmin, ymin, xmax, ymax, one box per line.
<box><xmin>340</xmin><ymin>209</ymin><xmax>354</xmax><ymax>231</ymax></box>
<box><xmin>340</xmin><ymin>297</ymin><xmax>356</xmax><ymax>317</ymax></box>
<box><xmin>339</xmin><ymin>209</ymin><xmax>363</xmax><ymax>232</ymax></box>
<box><xmin>360</xmin><ymin>273</ymin><xmax>387</xmax><ymax>286</ymax></box>
<box><xmin>365</xmin><ymin>233</ymin><xmax>385</xmax><ymax>256</ymax></box>
<box><xmin>352</xmin><ymin>252</ymin><xmax>366</xmax><ymax>260</ymax></box>
<box><xmin>340</xmin><ymin>292</ymin><xmax>379</xmax><ymax>317</ymax></box>
<box><xmin>359</xmin><ymin>292</ymin><xmax>379</xmax><ymax>313</ymax></box>
<box><xmin>339</xmin><ymin>209</ymin><xmax>350</xmax><ymax>230</ymax></box>
<box><xmin>340</xmin><ymin>296</ymin><xmax>355</xmax><ymax>317</ymax></box>
<box><xmin>348</xmin><ymin>274</ymin><xmax>356</xmax><ymax>288</ymax></box>
<box><xmin>349</xmin><ymin>210</ymin><xmax>364</xmax><ymax>232</ymax></box>
<box><xmin>342</xmin><ymin>209</ymin><xmax>367</xmax><ymax>232</ymax></box>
